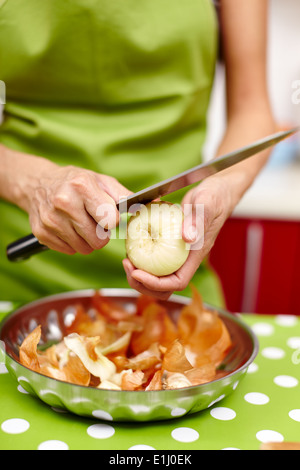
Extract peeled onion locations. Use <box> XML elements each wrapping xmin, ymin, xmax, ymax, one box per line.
<box><xmin>125</xmin><ymin>202</ymin><xmax>190</xmax><ymax>276</ymax></box>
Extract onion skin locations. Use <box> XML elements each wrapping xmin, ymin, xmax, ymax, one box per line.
<box><xmin>125</xmin><ymin>202</ymin><xmax>190</xmax><ymax>276</ymax></box>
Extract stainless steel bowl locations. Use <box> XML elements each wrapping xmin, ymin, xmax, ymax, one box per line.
<box><xmin>0</xmin><ymin>288</ymin><xmax>258</xmax><ymax>422</ymax></box>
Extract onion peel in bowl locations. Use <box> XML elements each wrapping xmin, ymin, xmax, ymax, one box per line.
<box><xmin>162</xmin><ymin>340</ymin><xmax>193</xmax><ymax>373</ymax></box>
<box><xmin>18</xmin><ymin>326</ymin><xmax>91</xmax><ymax>386</ymax></box>
<box><xmin>130</xmin><ymin>302</ymin><xmax>177</xmax><ymax>356</ymax></box>
<box><xmin>121</xmin><ymin>369</ymin><xmax>145</xmax><ymax>391</ymax></box>
<box><xmin>19</xmin><ymin>325</ymin><xmax>42</xmax><ymax>373</ymax></box>
<box><xmin>18</xmin><ymin>287</ymin><xmax>233</xmax><ymax>391</ymax></box>
<box><xmin>177</xmin><ymin>285</ymin><xmax>232</xmax><ymax>366</ymax></box>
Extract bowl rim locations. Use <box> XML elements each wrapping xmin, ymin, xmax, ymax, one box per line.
<box><xmin>0</xmin><ymin>288</ymin><xmax>259</xmax><ymax>394</ymax></box>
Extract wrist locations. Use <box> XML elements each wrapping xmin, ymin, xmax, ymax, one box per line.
<box><xmin>205</xmin><ymin>167</ymin><xmax>251</xmax><ymax>213</ymax></box>
<box><xmin>0</xmin><ymin>144</ymin><xmax>57</xmax><ymax>212</ymax></box>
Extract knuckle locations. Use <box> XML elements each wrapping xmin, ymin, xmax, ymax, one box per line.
<box><xmin>39</xmin><ymin>211</ymin><xmax>57</xmax><ymax>230</ymax></box>
<box><xmin>53</xmin><ymin>192</ymin><xmax>73</xmax><ymax>212</ymax></box>
<box><xmin>70</xmin><ymin>173</ymin><xmax>89</xmax><ymax>192</ymax></box>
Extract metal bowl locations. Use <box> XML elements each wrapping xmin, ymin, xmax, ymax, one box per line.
<box><xmin>0</xmin><ymin>288</ymin><xmax>258</xmax><ymax>422</ymax></box>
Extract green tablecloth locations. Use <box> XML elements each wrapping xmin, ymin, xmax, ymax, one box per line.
<box><xmin>1</xmin><ymin>305</ymin><xmax>300</xmax><ymax>450</ymax></box>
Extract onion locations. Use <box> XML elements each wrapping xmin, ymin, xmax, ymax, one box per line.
<box><xmin>64</xmin><ymin>333</ymin><xmax>116</xmax><ymax>381</ymax></box>
<box><xmin>125</xmin><ymin>202</ymin><xmax>190</xmax><ymax>276</ymax></box>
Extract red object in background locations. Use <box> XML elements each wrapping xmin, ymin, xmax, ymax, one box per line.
<box><xmin>208</xmin><ymin>217</ymin><xmax>300</xmax><ymax>315</ymax></box>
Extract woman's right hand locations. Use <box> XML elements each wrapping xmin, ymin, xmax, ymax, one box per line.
<box><xmin>0</xmin><ymin>146</ymin><xmax>131</xmax><ymax>255</ymax></box>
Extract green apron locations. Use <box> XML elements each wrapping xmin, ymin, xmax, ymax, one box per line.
<box><xmin>0</xmin><ymin>0</ymin><xmax>224</xmax><ymax>307</ymax></box>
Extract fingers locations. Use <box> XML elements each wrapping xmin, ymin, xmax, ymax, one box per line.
<box><xmin>122</xmin><ymin>259</ymin><xmax>173</xmax><ymax>300</ymax></box>
<box><xmin>181</xmin><ymin>188</ymin><xmax>200</xmax><ymax>243</ymax></box>
<box><xmin>72</xmin><ymin>215</ymin><xmax>110</xmax><ymax>251</ymax></box>
<box><xmin>55</xmin><ymin>171</ymin><xmax>121</xmax><ymax>231</ymax></box>
<box><xmin>96</xmin><ymin>174</ymin><xmax>133</xmax><ymax>203</ymax></box>
<box><xmin>30</xmin><ymin>211</ymin><xmax>76</xmax><ymax>255</ymax></box>
<box><xmin>29</xmin><ymin>167</ymin><xmax>132</xmax><ymax>256</ymax></box>
<box><xmin>30</xmin><ymin>206</ymin><xmax>103</xmax><ymax>255</ymax></box>
<box><xmin>122</xmin><ymin>252</ymin><xmax>204</xmax><ymax>297</ymax></box>
<box><xmin>182</xmin><ymin>208</ymin><xmax>206</xmax><ymax>250</ymax></box>
<box><xmin>181</xmin><ymin>183</ymin><xmax>222</xmax><ymax>249</ymax></box>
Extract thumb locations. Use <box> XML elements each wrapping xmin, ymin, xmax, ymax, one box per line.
<box><xmin>182</xmin><ymin>213</ymin><xmax>198</xmax><ymax>243</ymax></box>
<box><xmin>182</xmin><ymin>203</ymin><xmax>204</xmax><ymax>246</ymax></box>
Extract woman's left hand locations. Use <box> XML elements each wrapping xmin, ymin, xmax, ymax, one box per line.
<box><xmin>122</xmin><ymin>174</ymin><xmax>234</xmax><ymax>300</ymax></box>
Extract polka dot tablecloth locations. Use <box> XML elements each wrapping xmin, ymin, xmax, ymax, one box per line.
<box><xmin>1</xmin><ymin>308</ymin><xmax>300</xmax><ymax>450</ymax></box>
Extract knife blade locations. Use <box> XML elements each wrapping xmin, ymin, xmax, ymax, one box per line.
<box><xmin>6</xmin><ymin>127</ymin><xmax>299</xmax><ymax>262</ymax></box>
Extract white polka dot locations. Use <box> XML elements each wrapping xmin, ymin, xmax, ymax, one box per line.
<box><xmin>256</xmin><ymin>430</ymin><xmax>284</xmax><ymax>443</ymax></box>
<box><xmin>273</xmin><ymin>375</ymin><xmax>298</xmax><ymax>388</ymax></box>
<box><xmin>261</xmin><ymin>347</ymin><xmax>285</xmax><ymax>359</ymax></box>
<box><xmin>129</xmin><ymin>445</ymin><xmax>156</xmax><ymax>450</ymax></box>
<box><xmin>289</xmin><ymin>409</ymin><xmax>300</xmax><ymax>422</ymax></box>
<box><xmin>287</xmin><ymin>337</ymin><xmax>300</xmax><ymax>349</ymax></box>
<box><xmin>275</xmin><ymin>315</ymin><xmax>298</xmax><ymax>327</ymax></box>
<box><xmin>1</xmin><ymin>418</ymin><xmax>30</xmax><ymax>434</ymax></box>
<box><xmin>222</xmin><ymin>447</ymin><xmax>241</xmax><ymax>450</ymax></box>
<box><xmin>17</xmin><ymin>385</ymin><xmax>29</xmax><ymax>394</ymax></box>
<box><xmin>87</xmin><ymin>423</ymin><xmax>115</xmax><ymax>439</ymax></box>
<box><xmin>0</xmin><ymin>364</ymin><xmax>8</xmax><ymax>374</ymax></box>
<box><xmin>170</xmin><ymin>407</ymin><xmax>187</xmax><ymax>417</ymax></box>
<box><xmin>252</xmin><ymin>322</ymin><xmax>274</xmax><ymax>337</ymax></box>
<box><xmin>92</xmin><ymin>410</ymin><xmax>113</xmax><ymax>421</ymax></box>
<box><xmin>210</xmin><ymin>407</ymin><xmax>236</xmax><ymax>421</ymax></box>
<box><xmin>171</xmin><ymin>427</ymin><xmax>199</xmax><ymax>443</ymax></box>
<box><xmin>38</xmin><ymin>440</ymin><xmax>69</xmax><ymax>450</ymax></box>
<box><xmin>244</xmin><ymin>392</ymin><xmax>270</xmax><ymax>405</ymax></box>
<box><xmin>247</xmin><ymin>363</ymin><xmax>259</xmax><ymax>374</ymax></box>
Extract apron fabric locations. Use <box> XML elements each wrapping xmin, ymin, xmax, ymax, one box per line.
<box><xmin>0</xmin><ymin>0</ymin><xmax>224</xmax><ymax>307</ymax></box>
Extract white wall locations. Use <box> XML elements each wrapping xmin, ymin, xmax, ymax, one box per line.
<box><xmin>268</xmin><ymin>0</ymin><xmax>300</xmax><ymax>126</ymax></box>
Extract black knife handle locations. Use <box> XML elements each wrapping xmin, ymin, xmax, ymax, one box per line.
<box><xmin>6</xmin><ymin>234</ymin><xmax>49</xmax><ymax>262</ymax></box>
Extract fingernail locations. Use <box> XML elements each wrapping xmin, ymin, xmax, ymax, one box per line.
<box><xmin>185</xmin><ymin>225</ymin><xmax>198</xmax><ymax>242</ymax></box>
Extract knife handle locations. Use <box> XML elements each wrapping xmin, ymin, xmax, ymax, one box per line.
<box><xmin>6</xmin><ymin>234</ymin><xmax>49</xmax><ymax>262</ymax></box>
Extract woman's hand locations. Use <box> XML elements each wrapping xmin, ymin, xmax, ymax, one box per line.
<box><xmin>29</xmin><ymin>166</ymin><xmax>132</xmax><ymax>255</ymax></box>
<box><xmin>27</xmin><ymin>165</ymin><xmax>132</xmax><ymax>255</ymax></box>
<box><xmin>0</xmin><ymin>146</ymin><xmax>131</xmax><ymax>255</ymax></box>
<box><xmin>123</xmin><ymin>174</ymin><xmax>234</xmax><ymax>300</ymax></box>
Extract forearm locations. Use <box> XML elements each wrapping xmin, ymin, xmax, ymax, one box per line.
<box><xmin>211</xmin><ymin>0</ymin><xmax>276</xmax><ymax>212</ymax></box>
<box><xmin>0</xmin><ymin>144</ymin><xmax>56</xmax><ymax>212</ymax></box>
<box><xmin>209</xmin><ymin>108</ymin><xmax>276</xmax><ymax>213</ymax></box>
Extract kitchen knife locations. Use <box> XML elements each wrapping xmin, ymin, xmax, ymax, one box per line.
<box><xmin>6</xmin><ymin>127</ymin><xmax>299</xmax><ymax>262</ymax></box>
